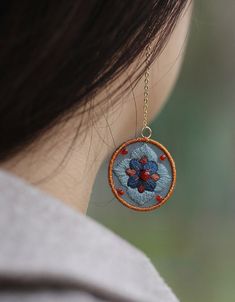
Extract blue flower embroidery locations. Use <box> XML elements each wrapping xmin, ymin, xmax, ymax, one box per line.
<box><xmin>126</xmin><ymin>157</ymin><xmax>160</xmax><ymax>193</ymax></box>
<box><xmin>113</xmin><ymin>143</ymin><xmax>171</xmax><ymax>206</ymax></box>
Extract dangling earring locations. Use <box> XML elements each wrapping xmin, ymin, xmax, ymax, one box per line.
<box><xmin>108</xmin><ymin>44</ymin><xmax>176</xmax><ymax>211</ymax></box>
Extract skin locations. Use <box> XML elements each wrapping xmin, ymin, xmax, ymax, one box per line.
<box><xmin>1</xmin><ymin>3</ymin><xmax>192</xmax><ymax>213</ymax></box>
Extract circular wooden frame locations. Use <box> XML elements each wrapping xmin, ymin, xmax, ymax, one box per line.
<box><xmin>108</xmin><ymin>137</ymin><xmax>176</xmax><ymax>212</ymax></box>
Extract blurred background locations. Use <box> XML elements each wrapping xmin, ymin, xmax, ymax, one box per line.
<box><xmin>88</xmin><ymin>1</ymin><xmax>235</xmax><ymax>301</ymax></box>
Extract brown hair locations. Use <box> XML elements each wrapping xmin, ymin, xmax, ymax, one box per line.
<box><xmin>0</xmin><ymin>0</ymin><xmax>188</xmax><ymax>160</ymax></box>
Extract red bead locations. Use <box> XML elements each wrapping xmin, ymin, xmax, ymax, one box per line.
<box><xmin>156</xmin><ymin>195</ymin><xmax>163</xmax><ymax>203</ymax></box>
<box><xmin>160</xmin><ymin>154</ymin><xmax>167</xmax><ymax>161</ymax></box>
<box><xmin>116</xmin><ymin>188</ymin><xmax>125</xmax><ymax>195</ymax></box>
<box><xmin>138</xmin><ymin>185</ymin><xmax>145</xmax><ymax>193</ymax></box>
<box><xmin>120</xmin><ymin>148</ymin><xmax>128</xmax><ymax>155</ymax></box>
<box><xmin>140</xmin><ymin>170</ymin><xmax>150</xmax><ymax>181</ymax></box>
<box><xmin>139</xmin><ymin>156</ymin><xmax>148</xmax><ymax>164</ymax></box>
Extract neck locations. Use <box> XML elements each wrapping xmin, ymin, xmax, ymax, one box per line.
<box><xmin>0</xmin><ymin>86</ymin><xmax>143</xmax><ymax>213</ymax></box>
<box><xmin>1</xmin><ymin>118</ymin><xmax>112</xmax><ymax>214</ymax></box>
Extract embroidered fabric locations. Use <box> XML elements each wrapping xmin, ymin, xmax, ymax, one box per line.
<box><xmin>113</xmin><ymin>144</ymin><xmax>171</xmax><ymax>205</ymax></box>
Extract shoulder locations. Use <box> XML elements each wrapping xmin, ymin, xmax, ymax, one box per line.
<box><xmin>0</xmin><ymin>170</ymin><xmax>178</xmax><ymax>302</ymax></box>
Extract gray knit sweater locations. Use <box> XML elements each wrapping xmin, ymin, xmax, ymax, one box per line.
<box><xmin>0</xmin><ymin>170</ymin><xmax>179</xmax><ymax>302</ymax></box>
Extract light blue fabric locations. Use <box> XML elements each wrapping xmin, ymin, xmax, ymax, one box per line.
<box><xmin>154</xmin><ymin>164</ymin><xmax>171</xmax><ymax>193</ymax></box>
<box><xmin>113</xmin><ymin>158</ymin><xmax>130</xmax><ymax>187</ymax></box>
<box><xmin>127</xmin><ymin>187</ymin><xmax>156</xmax><ymax>206</ymax></box>
<box><xmin>131</xmin><ymin>144</ymin><xmax>157</xmax><ymax>162</ymax></box>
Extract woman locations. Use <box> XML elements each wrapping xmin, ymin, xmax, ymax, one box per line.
<box><xmin>0</xmin><ymin>1</ymin><xmax>192</xmax><ymax>301</ymax></box>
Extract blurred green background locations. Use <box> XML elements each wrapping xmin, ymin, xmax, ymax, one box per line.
<box><xmin>88</xmin><ymin>1</ymin><xmax>235</xmax><ymax>301</ymax></box>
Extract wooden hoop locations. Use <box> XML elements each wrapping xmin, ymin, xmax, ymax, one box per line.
<box><xmin>108</xmin><ymin>137</ymin><xmax>176</xmax><ymax>212</ymax></box>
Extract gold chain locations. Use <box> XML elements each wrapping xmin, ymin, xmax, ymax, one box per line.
<box><xmin>141</xmin><ymin>44</ymin><xmax>152</xmax><ymax>139</ymax></box>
